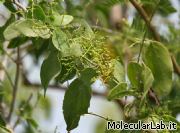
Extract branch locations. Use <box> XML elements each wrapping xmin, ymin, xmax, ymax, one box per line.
<box><xmin>12</xmin><ymin>0</ymin><xmax>27</xmax><ymax>12</ymax></box>
<box><xmin>171</xmin><ymin>55</ymin><xmax>180</xmax><ymax>76</ymax></box>
<box><xmin>22</xmin><ymin>73</ymin><xmax>125</xmax><ymax>108</ymax></box>
<box><xmin>86</xmin><ymin>112</ymin><xmax>111</xmax><ymax>121</ymax></box>
<box><xmin>129</xmin><ymin>0</ymin><xmax>180</xmax><ymax>76</ymax></box>
<box><xmin>13</xmin><ymin>93</ymin><xmax>33</xmax><ymax>129</ymax></box>
<box><xmin>23</xmin><ymin>79</ymin><xmax>106</xmax><ymax>98</ymax></box>
<box><xmin>129</xmin><ymin>0</ymin><xmax>180</xmax><ymax>106</ymax></box>
<box><xmin>129</xmin><ymin>0</ymin><xmax>162</xmax><ymax>106</ymax></box>
<box><xmin>7</xmin><ymin>47</ymin><xmax>21</xmax><ymax>122</ymax></box>
<box><xmin>129</xmin><ymin>0</ymin><xmax>160</xmax><ymax>41</ymax></box>
<box><xmin>0</xmin><ymin>62</ymin><xmax>14</xmax><ymax>90</ymax></box>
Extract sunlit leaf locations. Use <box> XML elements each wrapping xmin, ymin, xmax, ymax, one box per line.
<box><xmin>143</xmin><ymin>43</ymin><xmax>173</xmax><ymax>97</ymax></box>
<box><xmin>112</xmin><ymin>60</ymin><xmax>125</xmax><ymax>83</ymax></box>
<box><xmin>4</xmin><ymin>19</ymin><xmax>51</xmax><ymax>40</ymax></box>
<box><xmin>3</xmin><ymin>20</ymin><xmax>21</xmax><ymax>40</ymax></box>
<box><xmin>52</xmin><ymin>11</ymin><xmax>73</xmax><ymax>26</ymax></box>
<box><xmin>52</xmin><ymin>28</ymin><xmax>69</xmax><ymax>52</ymax></box>
<box><xmin>52</xmin><ymin>28</ymin><xmax>82</xmax><ymax>57</ymax></box>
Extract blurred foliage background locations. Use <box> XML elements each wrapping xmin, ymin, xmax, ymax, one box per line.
<box><xmin>0</xmin><ymin>0</ymin><xmax>180</xmax><ymax>133</ymax></box>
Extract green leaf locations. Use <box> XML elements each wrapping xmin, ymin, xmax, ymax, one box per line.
<box><xmin>3</xmin><ymin>0</ymin><xmax>16</xmax><ymax>12</ymax></box>
<box><xmin>162</xmin><ymin>115</ymin><xmax>180</xmax><ymax>131</ymax></box>
<box><xmin>0</xmin><ymin>115</ymin><xmax>5</xmax><ymax>126</ymax></box>
<box><xmin>144</xmin><ymin>43</ymin><xmax>173</xmax><ymax>97</ymax></box>
<box><xmin>52</xmin><ymin>11</ymin><xmax>73</xmax><ymax>26</ymax></box>
<box><xmin>127</xmin><ymin>62</ymin><xmax>154</xmax><ymax>103</ymax></box>
<box><xmin>158</xmin><ymin>0</ymin><xmax>177</xmax><ymax>16</ymax></box>
<box><xmin>80</xmin><ymin>20</ymin><xmax>94</xmax><ymax>38</ymax></box>
<box><xmin>4</xmin><ymin>19</ymin><xmax>50</xmax><ymax>40</ymax></box>
<box><xmin>141</xmin><ymin>64</ymin><xmax>154</xmax><ymax>100</ymax></box>
<box><xmin>28</xmin><ymin>5</ymin><xmax>46</xmax><ymax>21</ymax></box>
<box><xmin>112</xmin><ymin>60</ymin><xmax>125</xmax><ymax>83</ymax></box>
<box><xmin>7</xmin><ymin>37</ymin><xmax>28</xmax><ymax>48</ymax></box>
<box><xmin>0</xmin><ymin>125</ymin><xmax>11</xmax><ymax>133</ymax></box>
<box><xmin>3</xmin><ymin>20</ymin><xmax>21</xmax><ymax>40</ymax></box>
<box><xmin>52</xmin><ymin>28</ymin><xmax>82</xmax><ymax>57</ymax></box>
<box><xmin>127</xmin><ymin>62</ymin><xmax>143</xmax><ymax>89</ymax></box>
<box><xmin>108</xmin><ymin>83</ymin><xmax>135</xmax><ymax>101</ymax></box>
<box><xmin>141</xmin><ymin>0</ymin><xmax>176</xmax><ymax>16</ymax></box>
<box><xmin>0</xmin><ymin>0</ymin><xmax>5</xmax><ymax>3</ymax></box>
<box><xmin>52</xmin><ymin>28</ymin><xmax>69</xmax><ymax>52</ymax></box>
<box><xmin>16</xmin><ymin>19</ymin><xmax>50</xmax><ymax>38</ymax></box>
<box><xmin>40</xmin><ymin>51</ymin><xmax>61</xmax><ymax>95</ymax></box>
<box><xmin>56</xmin><ymin>60</ymin><xmax>76</xmax><ymax>83</ymax></box>
<box><xmin>63</xmin><ymin>68</ymin><xmax>97</xmax><ymax>131</ymax></box>
<box><xmin>26</xmin><ymin>118</ymin><xmax>38</xmax><ymax>129</ymax></box>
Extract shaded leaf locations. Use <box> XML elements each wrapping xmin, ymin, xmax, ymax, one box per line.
<box><xmin>127</xmin><ymin>62</ymin><xmax>143</xmax><ymax>89</ymax></box>
<box><xmin>40</xmin><ymin>51</ymin><xmax>61</xmax><ymax>94</ymax></box>
<box><xmin>55</xmin><ymin>59</ymin><xmax>76</xmax><ymax>83</ymax></box>
<box><xmin>26</xmin><ymin>118</ymin><xmax>38</xmax><ymax>129</ymax></box>
<box><xmin>141</xmin><ymin>64</ymin><xmax>154</xmax><ymax>100</ymax></box>
<box><xmin>108</xmin><ymin>83</ymin><xmax>135</xmax><ymax>100</ymax></box>
<box><xmin>141</xmin><ymin>0</ymin><xmax>176</xmax><ymax>16</ymax></box>
<box><xmin>8</xmin><ymin>37</ymin><xmax>28</xmax><ymax>48</ymax></box>
<box><xmin>142</xmin><ymin>64</ymin><xmax>154</xmax><ymax>99</ymax></box>
<box><xmin>63</xmin><ymin>68</ymin><xmax>97</xmax><ymax>131</ymax></box>
<box><xmin>33</xmin><ymin>5</ymin><xmax>46</xmax><ymax>21</ymax></box>
<box><xmin>158</xmin><ymin>0</ymin><xmax>177</xmax><ymax>16</ymax></box>
<box><xmin>127</xmin><ymin>62</ymin><xmax>154</xmax><ymax>104</ymax></box>
<box><xmin>0</xmin><ymin>115</ymin><xmax>5</xmax><ymax>126</ymax></box>
<box><xmin>3</xmin><ymin>0</ymin><xmax>16</xmax><ymax>12</ymax></box>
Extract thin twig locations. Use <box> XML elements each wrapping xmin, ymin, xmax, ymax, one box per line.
<box><xmin>0</xmin><ymin>62</ymin><xmax>14</xmax><ymax>89</ymax></box>
<box><xmin>171</xmin><ymin>55</ymin><xmax>180</xmax><ymax>76</ymax></box>
<box><xmin>7</xmin><ymin>47</ymin><xmax>21</xmax><ymax>122</ymax></box>
<box><xmin>129</xmin><ymin>0</ymin><xmax>180</xmax><ymax>76</ymax></box>
<box><xmin>129</xmin><ymin>0</ymin><xmax>161</xmax><ymax>106</ymax></box>
<box><xmin>148</xmin><ymin>88</ymin><xmax>160</xmax><ymax>106</ymax></box>
<box><xmin>137</xmin><ymin>0</ymin><xmax>160</xmax><ymax>63</ymax></box>
<box><xmin>129</xmin><ymin>0</ymin><xmax>160</xmax><ymax>41</ymax></box>
<box><xmin>86</xmin><ymin>112</ymin><xmax>110</xmax><ymax>121</ymax></box>
<box><xmin>0</xmin><ymin>46</ymin><xmax>16</xmax><ymax>63</ymax></box>
<box><xmin>22</xmin><ymin>72</ymin><xmax>126</xmax><ymax>108</ymax></box>
<box><xmin>137</xmin><ymin>31</ymin><xmax>147</xmax><ymax>63</ymax></box>
<box><xmin>13</xmin><ymin>93</ymin><xmax>33</xmax><ymax>129</ymax></box>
